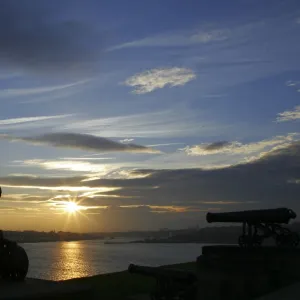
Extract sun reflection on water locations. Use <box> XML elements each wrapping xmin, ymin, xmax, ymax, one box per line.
<box><xmin>51</xmin><ymin>241</ymin><xmax>96</xmax><ymax>281</ymax></box>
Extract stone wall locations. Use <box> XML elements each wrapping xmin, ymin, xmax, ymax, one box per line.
<box><xmin>196</xmin><ymin>246</ymin><xmax>300</xmax><ymax>300</ymax></box>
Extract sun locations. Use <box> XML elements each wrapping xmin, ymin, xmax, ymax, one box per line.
<box><xmin>64</xmin><ymin>201</ymin><xmax>80</xmax><ymax>214</ymax></box>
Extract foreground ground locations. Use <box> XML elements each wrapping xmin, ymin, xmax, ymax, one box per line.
<box><xmin>62</xmin><ymin>262</ymin><xmax>196</xmax><ymax>300</ymax></box>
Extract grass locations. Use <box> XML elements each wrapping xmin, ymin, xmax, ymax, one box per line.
<box><xmin>62</xmin><ymin>262</ymin><xmax>196</xmax><ymax>300</ymax></box>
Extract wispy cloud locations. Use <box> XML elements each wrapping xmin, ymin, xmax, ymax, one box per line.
<box><xmin>0</xmin><ymin>71</ymin><xmax>22</xmax><ymax>80</ymax></box>
<box><xmin>0</xmin><ymin>114</ymin><xmax>75</xmax><ymax>133</ymax></box>
<box><xmin>2</xmin><ymin>185</ymin><xmax>115</xmax><ymax>193</ymax></box>
<box><xmin>123</xmin><ymin>67</ymin><xmax>196</xmax><ymax>94</ymax></box>
<box><xmin>0</xmin><ymin>132</ymin><xmax>161</xmax><ymax>154</ymax></box>
<box><xmin>0</xmin><ymin>193</ymin><xmax>47</xmax><ymax>204</ymax></box>
<box><xmin>20</xmin><ymin>159</ymin><xmax>113</xmax><ymax>175</ymax></box>
<box><xmin>147</xmin><ymin>143</ymin><xmax>185</xmax><ymax>147</ymax></box>
<box><xmin>0</xmin><ymin>80</ymin><xmax>89</xmax><ymax>98</ymax></box>
<box><xmin>108</xmin><ymin>28</ymin><xmax>230</xmax><ymax>51</ymax></box>
<box><xmin>119</xmin><ymin>205</ymin><xmax>204</xmax><ymax>213</ymax></box>
<box><xmin>59</xmin><ymin>109</ymin><xmax>215</xmax><ymax>139</ymax></box>
<box><xmin>275</xmin><ymin>81</ymin><xmax>300</xmax><ymax>122</ymax></box>
<box><xmin>59</xmin><ymin>157</ymin><xmax>115</xmax><ymax>161</ymax></box>
<box><xmin>8</xmin><ymin>173</ymin><xmax>38</xmax><ymax>178</ymax></box>
<box><xmin>276</xmin><ymin>106</ymin><xmax>300</xmax><ymax>122</ymax></box>
<box><xmin>0</xmin><ymin>175</ymin><xmax>119</xmax><ymax>195</ymax></box>
<box><xmin>286</xmin><ymin>80</ymin><xmax>300</xmax><ymax>87</ymax></box>
<box><xmin>120</xmin><ymin>138</ymin><xmax>134</xmax><ymax>143</ymax></box>
<box><xmin>181</xmin><ymin>134</ymin><xmax>299</xmax><ymax>156</ymax></box>
<box><xmin>0</xmin><ymin>114</ymin><xmax>73</xmax><ymax>126</ymax></box>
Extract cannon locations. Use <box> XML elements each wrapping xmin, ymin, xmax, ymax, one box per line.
<box><xmin>206</xmin><ymin>207</ymin><xmax>300</xmax><ymax>248</ymax></box>
<box><xmin>128</xmin><ymin>264</ymin><xmax>197</xmax><ymax>300</ymax></box>
<box><xmin>0</xmin><ymin>187</ymin><xmax>29</xmax><ymax>281</ymax></box>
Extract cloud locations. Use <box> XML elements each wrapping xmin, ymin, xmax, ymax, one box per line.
<box><xmin>59</xmin><ymin>108</ymin><xmax>216</xmax><ymax>139</ymax></box>
<box><xmin>58</xmin><ymin>157</ymin><xmax>116</xmax><ymax>161</ymax></box>
<box><xmin>120</xmin><ymin>138</ymin><xmax>134</xmax><ymax>143</ymax></box>
<box><xmin>0</xmin><ymin>114</ymin><xmax>75</xmax><ymax>133</ymax></box>
<box><xmin>118</xmin><ymin>205</ymin><xmax>204</xmax><ymax>214</ymax></box>
<box><xmin>286</xmin><ymin>80</ymin><xmax>300</xmax><ymax>87</ymax></box>
<box><xmin>276</xmin><ymin>80</ymin><xmax>300</xmax><ymax>122</ymax></box>
<box><xmin>0</xmin><ymin>132</ymin><xmax>161</xmax><ymax>154</ymax></box>
<box><xmin>181</xmin><ymin>134</ymin><xmax>299</xmax><ymax>156</ymax></box>
<box><xmin>0</xmin><ymin>193</ymin><xmax>48</xmax><ymax>204</ymax></box>
<box><xmin>107</xmin><ymin>20</ymin><xmax>269</xmax><ymax>53</ymax></box>
<box><xmin>276</xmin><ymin>106</ymin><xmax>300</xmax><ymax>122</ymax></box>
<box><xmin>0</xmin><ymin>177</ymin><xmax>116</xmax><ymax>194</ymax></box>
<box><xmin>0</xmin><ymin>175</ymin><xmax>83</xmax><ymax>189</ymax></box>
<box><xmin>0</xmin><ymin>142</ymin><xmax>300</xmax><ymax>215</ymax></box>
<box><xmin>108</xmin><ymin>28</ymin><xmax>230</xmax><ymax>51</ymax></box>
<box><xmin>285</xmin><ymin>80</ymin><xmax>300</xmax><ymax>93</ymax></box>
<box><xmin>201</xmin><ymin>141</ymin><xmax>232</xmax><ymax>151</ymax></box>
<box><xmin>147</xmin><ymin>143</ymin><xmax>185</xmax><ymax>147</ymax></box>
<box><xmin>0</xmin><ymin>142</ymin><xmax>299</xmax><ymax>229</ymax></box>
<box><xmin>123</xmin><ymin>67</ymin><xmax>196</xmax><ymax>94</ymax></box>
<box><xmin>19</xmin><ymin>159</ymin><xmax>115</xmax><ymax>176</ymax></box>
<box><xmin>0</xmin><ymin>80</ymin><xmax>89</xmax><ymax>98</ymax></box>
<box><xmin>0</xmin><ymin>114</ymin><xmax>73</xmax><ymax>126</ymax></box>
<box><xmin>89</xmin><ymin>142</ymin><xmax>300</xmax><ymax>210</ymax></box>
<box><xmin>0</xmin><ymin>1</ymin><xmax>104</xmax><ymax>74</ymax></box>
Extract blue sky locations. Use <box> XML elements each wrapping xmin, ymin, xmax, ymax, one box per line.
<box><xmin>0</xmin><ymin>0</ymin><xmax>299</xmax><ymax>232</ymax></box>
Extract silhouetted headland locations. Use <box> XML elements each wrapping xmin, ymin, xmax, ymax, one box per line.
<box><xmin>130</xmin><ymin>222</ymin><xmax>300</xmax><ymax>244</ymax></box>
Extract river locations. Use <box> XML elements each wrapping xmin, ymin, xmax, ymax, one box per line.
<box><xmin>21</xmin><ymin>239</ymin><xmax>204</xmax><ymax>281</ymax></box>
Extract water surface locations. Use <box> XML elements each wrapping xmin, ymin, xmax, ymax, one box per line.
<box><xmin>22</xmin><ymin>240</ymin><xmax>204</xmax><ymax>281</ymax></box>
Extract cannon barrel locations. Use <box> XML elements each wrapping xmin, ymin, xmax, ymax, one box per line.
<box><xmin>206</xmin><ymin>207</ymin><xmax>296</xmax><ymax>224</ymax></box>
<box><xmin>128</xmin><ymin>264</ymin><xmax>197</xmax><ymax>284</ymax></box>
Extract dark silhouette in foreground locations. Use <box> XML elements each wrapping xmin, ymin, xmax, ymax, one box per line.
<box><xmin>128</xmin><ymin>264</ymin><xmax>197</xmax><ymax>300</ymax></box>
<box><xmin>0</xmin><ymin>187</ymin><xmax>29</xmax><ymax>281</ymax></box>
<box><xmin>128</xmin><ymin>207</ymin><xmax>300</xmax><ymax>300</ymax></box>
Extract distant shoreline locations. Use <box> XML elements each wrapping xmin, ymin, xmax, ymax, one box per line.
<box><xmin>18</xmin><ymin>238</ymin><xmax>105</xmax><ymax>244</ymax></box>
<box><xmin>16</xmin><ymin>239</ymin><xmax>237</xmax><ymax>245</ymax></box>
<box><xmin>129</xmin><ymin>240</ymin><xmax>237</xmax><ymax>244</ymax></box>
<box><xmin>101</xmin><ymin>239</ymin><xmax>237</xmax><ymax>245</ymax></box>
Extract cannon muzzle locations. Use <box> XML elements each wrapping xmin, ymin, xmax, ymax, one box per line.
<box><xmin>206</xmin><ymin>207</ymin><xmax>296</xmax><ymax>224</ymax></box>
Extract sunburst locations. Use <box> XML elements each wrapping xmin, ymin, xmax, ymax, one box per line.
<box><xmin>64</xmin><ymin>201</ymin><xmax>80</xmax><ymax>214</ymax></box>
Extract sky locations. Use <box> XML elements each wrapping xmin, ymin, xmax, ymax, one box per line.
<box><xmin>0</xmin><ymin>0</ymin><xmax>299</xmax><ymax>232</ymax></box>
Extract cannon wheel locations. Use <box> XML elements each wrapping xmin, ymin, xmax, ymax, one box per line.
<box><xmin>2</xmin><ymin>245</ymin><xmax>29</xmax><ymax>281</ymax></box>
